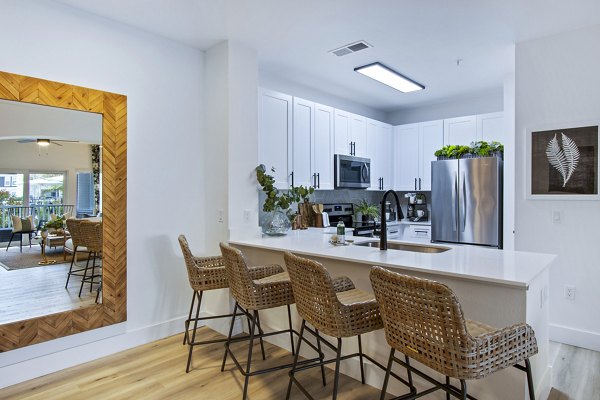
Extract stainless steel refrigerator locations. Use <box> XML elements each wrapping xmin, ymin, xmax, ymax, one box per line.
<box><xmin>431</xmin><ymin>157</ymin><xmax>503</xmax><ymax>248</ymax></box>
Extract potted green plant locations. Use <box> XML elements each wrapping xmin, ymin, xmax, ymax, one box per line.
<box><xmin>256</xmin><ymin>165</ymin><xmax>314</xmax><ymax>235</ymax></box>
<box><xmin>354</xmin><ymin>199</ymin><xmax>379</xmax><ymax>222</ymax></box>
<box><xmin>44</xmin><ymin>215</ymin><xmax>65</xmax><ymax>234</ymax></box>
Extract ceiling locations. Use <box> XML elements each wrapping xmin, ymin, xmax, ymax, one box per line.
<box><xmin>53</xmin><ymin>0</ymin><xmax>600</xmax><ymax>112</ymax></box>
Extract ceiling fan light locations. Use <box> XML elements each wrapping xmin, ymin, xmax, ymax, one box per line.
<box><xmin>37</xmin><ymin>139</ymin><xmax>51</xmax><ymax>147</ymax></box>
<box><xmin>354</xmin><ymin>62</ymin><xmax>424</xmax><ymax>93</ymax></box>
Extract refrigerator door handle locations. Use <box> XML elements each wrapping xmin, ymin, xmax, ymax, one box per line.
<box><xmin>461</xmin><ymin>172</ymin><xmax>467</xmax><ymax>232</ymax></box>
<box><xmin>452</xmin><ymin>172</ymin><xmax>458</xmax><ymax>232</ymax></box>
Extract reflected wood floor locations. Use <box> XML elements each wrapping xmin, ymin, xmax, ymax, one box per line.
<box><xmin>0</xmin><ymin>328</ymin><xmax>384</xmax><ymax>400</ymax></box>
<box><xmin>0</xmin><ymin>260</ymin><xmax>97</xmax><ymax>325</ymax></box>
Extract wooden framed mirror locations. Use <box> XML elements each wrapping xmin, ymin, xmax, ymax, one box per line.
<box><xmin>0</xmin><ymin>71</ymin><xmax>127</xmax><ymax>351</ymax></box>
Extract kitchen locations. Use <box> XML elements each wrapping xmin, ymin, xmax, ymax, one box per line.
<box><xmin>1</xmin><ymin>1</ymin><xmax>600</xmax><ymax>400</ymax></box>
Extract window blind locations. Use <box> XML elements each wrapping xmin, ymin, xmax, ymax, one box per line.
<box><xmin>76</xmin><ymin>172</ymin><xmax>94</xmax><ymax>216</ymax></box>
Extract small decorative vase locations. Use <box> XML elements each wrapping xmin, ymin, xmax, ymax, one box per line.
<box><xmin>262</xmin><ymin>208</ymin><xmax>292</xmax><ymax>236</ymax></box>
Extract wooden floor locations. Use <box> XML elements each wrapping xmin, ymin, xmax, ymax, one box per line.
<box><xmin>0</xmin><ymin>261</ymin><xmax>97</xmax><ymax>325</ymax></box>
<box><xmin>0</xmin><ymin>327</ymin><xmax>384</xmax><ymax>400</ymax></box>
<box><xmin>547</xmin><ymin>342</ymin><xmax>600</xmax><ymax>400</ymax></box>
<box><xmin>2</xmin><ymin>328</ymin><xmax>599</xmax><ymax>400</ymax></box>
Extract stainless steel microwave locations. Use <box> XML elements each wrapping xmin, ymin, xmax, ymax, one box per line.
<box><xmin>334</xmin><ymin>154</ymin><xmax>371</xmax><ymax>189</ymax></box>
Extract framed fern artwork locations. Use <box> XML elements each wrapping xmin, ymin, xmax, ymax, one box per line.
<box><xmin>527</xmin><ymin>122</ymin><xmax>599</xmax><ymax>200</ymax></box>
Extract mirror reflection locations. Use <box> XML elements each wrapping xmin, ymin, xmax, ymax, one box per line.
<box><xmin>0</xmin><ymin>99</ymin><xmax>103</xmax><ymax>324</ymax></box>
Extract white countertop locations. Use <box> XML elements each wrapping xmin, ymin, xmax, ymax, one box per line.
<box><xmin>230</xmin><ymin>229</ymin><xmax>555</xmax><ymax>289</ymax></box>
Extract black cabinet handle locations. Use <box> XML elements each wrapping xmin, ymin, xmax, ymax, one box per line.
<box><xmin>313</xmin><ymin>173</ymin><xmax>317</xmax><ymax>187</ymax></box>
<box><xmin>419</xmin><ymin>177</ymin><xmax>421</xmax><ymax>190</ymax></box>
<box><xmin>317</xmin><ymin>173</ymin><xmax>320</xmax><ymax>188</ymax></box>
<box><xmin>414</xmin><ymin>178</ymin><xmax>417</xmax><ymax>190</ymax></box>
<box><xmin>290</xmin><ymin>171</ymin><xmax>294</xmax><ymax>187</ymax></box>
<box><xmin>381</xmin><ymin>177</ymin><xmax>384</xmax><ymax>190</ymax></box>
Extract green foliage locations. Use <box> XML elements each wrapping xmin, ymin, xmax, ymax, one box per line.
<box><xmin>45</xmin><ymin>216</ymin><xmax>65</xmax><ymax>230</ymax></box>
<box><xmin>434</xmin><ymin>141</ymin><xmax>504</xmax><ymax>159</ymax></box>
<box><xmin>354</xmin><ymin>199</ymin><xmax>379</xmax><ymax>218</ymax></box>
<box><xmin>256</xmin><ymin>165</ymin><xmax>315</xmax><ymax>214</ymax></box>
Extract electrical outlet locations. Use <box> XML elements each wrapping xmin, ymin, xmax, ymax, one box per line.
<box><xmin>565</xmin><ymin>285</ymin><xmax>576</xmax><ymax>300</ymax></box>
<box><xmin>218</xmin><ymin>209</ymin><xmax>224</xmax><ymax>223</ymax></box>
<box><xmin>552</xmin><ymin>210</ymin><xmax>561</xmax><ymax>223</ymax></box>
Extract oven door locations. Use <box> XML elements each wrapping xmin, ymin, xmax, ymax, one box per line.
<box><xmin>335</xmin><ymin>154</ymin><xmax>370</xmax><ymax>188</ymax></box>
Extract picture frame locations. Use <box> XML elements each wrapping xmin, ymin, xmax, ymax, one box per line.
<box><xmin>526</xmin><ymin>121</ymin><xmax>600</xmax><ymax>200</ymax></box>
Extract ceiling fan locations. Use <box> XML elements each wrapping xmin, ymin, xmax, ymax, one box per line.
<box><xmin>16</xmin><ymin>138</ymin><xmax>79</xmax><ymax>147</ymax></box>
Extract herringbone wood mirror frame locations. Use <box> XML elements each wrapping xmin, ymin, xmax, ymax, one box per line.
<box><xmin>0</xmin><ymin>71</ymin><xmax>127</xmax><ymax>351</ymax></box>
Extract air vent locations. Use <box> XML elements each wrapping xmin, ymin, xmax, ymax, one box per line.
<box><xmin>329</xmin><ymin>40</ymin><xmax>372</xmax><ymax>57</ymax></box>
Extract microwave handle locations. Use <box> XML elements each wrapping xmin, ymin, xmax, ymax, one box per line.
<box><xmin>361</xmin><ymin>163</ymin><xmax>369</xmax><ymax>182</ymax></box>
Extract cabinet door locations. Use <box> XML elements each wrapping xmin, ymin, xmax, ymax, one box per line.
<box><xmin>476</xmin><ymin>112</ymin><xmax>504</xmax><ymax>143</ymax></box>
<box><xmin>419</xmin><ymin>120</ymin><xmax>444</xmax><ymax>191</ymax></box>
<box><xmin>334</xmin><ymin>109</ymin><xmax>351</xmax><ymax>155</ymax></box>
<box><xmin>292</xmin><ymin>97</ymin><xmax>313</xmax><ymax>188</ymax></box>
<box><xmin>350</xmin><ymin>113</ymin><xmax>367</xmax><ymax>157</ymax></box>
<box><xmin>379</xmin><ymin>123</ymin><xmax>394</xmax><ymax>190</ymax></box>
<box><xmin>393</xmin><ymin>124</ymin><xmax>419</xmax><ymax>191</ymax></box>
<box><xmin>366</xmin><ymin>118</ymin><xmax>380</xmax><ymax>190</ymax></box>
<box><xmin>258</xmin><ymin>88</ymin><xmax>292</xmax><ymax>189</ymax></box>
<box><xmin>443</xmin><ymin>115</ymin><xmax>476</xmax><ymax>146</ymax></box>
<box><xmin>313</xmin><ymin>103</ymin><xmax>334</xmax><ymax>189</ymax></box>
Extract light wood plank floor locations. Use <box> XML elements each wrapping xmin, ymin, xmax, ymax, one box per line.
<box><xmin>0</xmin><ymin>327</ymin><xmax>385</xmax><ymax>399</ymax></box>
<box><xmin>2</xmin><ymin>329</ymin><xmax>599</xmax><ymax>399</ymax></box>
<box><xmin>547</xmin><ymin>342</ymin><xmax>600</xmax><ymax>400</ymax></box>
<box><xmin>0</xmin><ymin>262</ymin><xmax>97</xmax><ymax>325</ymax></box>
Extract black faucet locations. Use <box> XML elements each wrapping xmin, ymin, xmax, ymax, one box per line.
<box><xmin>380</xmin><ymin>190</ymin><xmax>403</xmax><ymax>250</ymax></box>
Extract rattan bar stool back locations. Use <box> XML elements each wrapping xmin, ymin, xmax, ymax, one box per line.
<box><xmin>370</xmin><ymin>266</ymin><xmax>538</xmax><ymax>400</ymax></box>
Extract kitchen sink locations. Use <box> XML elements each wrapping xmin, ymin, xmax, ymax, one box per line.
<box><xmin>354</xmin><ymin>240</ymin><xmax>450</xmax><ymax>253</ymax></box>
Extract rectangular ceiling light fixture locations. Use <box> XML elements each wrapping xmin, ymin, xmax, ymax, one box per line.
<box><xmin>354</xmin><ymin>62</ymin><xmax>424</xmax><ymax>93</ymax></box>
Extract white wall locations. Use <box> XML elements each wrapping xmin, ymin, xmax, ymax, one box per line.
<box><xmin>259</xmin><ymin>70</ymin><xmax>387</xmax><ymax>122</ymax></box>
<box><xmin>0</xmin><ymin>0</ymin><xmax>204</xmax><ymax>386</ymax></box>
<box><xmin>0</xmin><ymin>141</ymin><xmax>92</xmax><ymax>206</ymax></box>
<box><xmin>387</xmin><ymin>88</ymin><xmax>504</xmax><ymax>125</ymax></box>
<box><xmin>515</xmin><ymin>24</ymin><xmax>600</xmax><ymax>350</ymax></box>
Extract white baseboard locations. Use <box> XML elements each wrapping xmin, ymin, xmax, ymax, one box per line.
<box><xmin>536</xmin><ymin>365</ymin><xmax>552</xmax><ymax>400</ymax></box>
<box><xmin>550</xmin><ymin>324</ymin><xmax>600</xmax><ymax>351</ymax></box>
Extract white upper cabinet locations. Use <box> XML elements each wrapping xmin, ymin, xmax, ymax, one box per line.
<box><xmin>292</xmin><ymin>97</ymin><xmax>314</xmax><ymax>188</ymax></box>
<box><xmin>394</xmin><ymin>123</ymin><xmax>420</xmax><ymax>191</ymax></box>
<box><xmin>476</xmin><ymin>112</ymin><xmax>504</xmax><ymax>143</ymax></box>
<box><xmin>258</xmin><ymin>88</ymin><xmax>292</xmax><ymax>189</ymax></box>
<box><xmin>334</xmin><ymin>109</ymin><xmax>367</xmax><ymax>157</ymax></box>
<box><xmin>443</xmin><ymin>115</ymin><xmax>476</xmax><ymax>145</ymax></box>
<box><xmin>418</xmin><ymin>119</ymin><xmax>444</xmax><ymax>191</ymax></box>
<box><xmin>313</xmin><ymin>103</ymin><xmax>334</xmax><ymax>189</ymax></box>
<box><xmin>350</xmin><ymin>113</ymin><xmax>367</xmax><ymax>157</ymax></box>
<box><xmin>394</xmin><ymin>120</ymin><xmax>443</xmax><ymax>191</ymax></box>
<box><xmin>367</xmin><ymin>119</ymin><xmax>394</xmax><ymax>191</ymax></box>
<box><xmin>334</xmin><ymin>109</ymin><xmax>351</xmax><ymax>156</ymax></box>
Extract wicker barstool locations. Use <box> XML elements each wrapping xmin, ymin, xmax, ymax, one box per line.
<box><xmin>219</xmin><ymin>243</ymin><xmax>324</xmax><ymax>400</ymax></box>
<box><xmin>78</xmin><ymin>221</ymin><xmax>103</xmax><ymax>298</ymax></box>
<box><xmin>64</xmin><ymin>218</ymin><xmax>89</xmax><ymax>289</ymax></box>
<box><xmin>284</xmin><ymin>252</ymin><xmax>414</xmax><ymax>400</ymax></box>
<box><xmin>179</xmin><ymin>235</ymin><xmax>277</xmax><ymax>373</ymax></box>
<box><xmin>370</xmin><ymin>266</ymin><xmax>538</xmax><ymax>400</ymax></box>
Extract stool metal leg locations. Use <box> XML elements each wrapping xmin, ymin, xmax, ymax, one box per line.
<box><xmin>186</xmin><ymin>290</ymin><xmax>203</xmax><ymax>373</ymax></box>
<box><xmin>286</xmin><ymin>319</ymin><xmax>306</xmax><ymax>400</ymax></box>
<box><xmin>405</xmin><ymin>355</ymin><xmax>415</xmax><ymax>392</ymax></box>
<box><xmin>332</xmin><ymin>337</ymin><xmax>343</xmax><ymax>400</ymax></box>
<box><xmin>358</xmin><ymin>334</ymin><xmax>366</xmax><ymax>384</ymax></box>
<box><xmin>315</xmin><ymin>328</ymin><xmax>326</xmax><ymax>386</ymax></box>
<box><xmin>242</xmin><ymin>310</ymin><xmax>258</xmax><ymax>400</ymax></box>
<box><xmin>380</xmin><ymin>348</ymin><xmax>395</xmax><ymax>400</ymax></box>
<box><xmin>287</xmin><ymin>304</ymin><xmax>295</xmax><ymax>356</ymax></box>
<box><xmin>221</xmin><ymin>302</ymin><xmax>239</xmax><ymax>372</ymax></box>
<box><xmin>525</xmin><ymin>359</ymin><xmax>535</xmax><ymax>400</ymax></box>
<box><xmin>78</xmin><ymin>253</ymin><xmax>92</xmax><ymax>297</ymax></box>
<box><xmin>183</xmin><ymin>291</ymin><xmax>197</xmax><ymax>345</ymax></box>
<box><xmin>255</xmin><ymin>311</ymin><xmax>267</xmax><ymax>361</ymax></box>
<box><xmin>460</xmin><ymin>379</ymin><xmax>467</xmax><ymax>400</ymax></box>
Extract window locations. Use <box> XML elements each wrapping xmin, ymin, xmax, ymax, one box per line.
<box><xmin>76</xmin><ymin>172</ymin><xmax>94</xmax><ymax>216</ymax></box>
<box><xmin>29</xmin><ymin>173</ymin><xmax>64</xmax><ymax>205</ymax></box>
<box><xmin>0</xmin><ymin>173</ymin><xmax>24</xmax><ymax>205</ymax></box>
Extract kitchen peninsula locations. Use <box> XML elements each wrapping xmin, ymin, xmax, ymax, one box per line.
<box><xmin>230</xmin><ymin>229</ymin><xmax>555</xmax><ymax>399</ymax></box>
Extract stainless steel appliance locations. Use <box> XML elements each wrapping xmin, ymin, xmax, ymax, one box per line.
<box><xmin>334</xmin><ymin>154</ymin><xmax>370</xmax><ymax>189</ymax></box>
<box><xmin>431</xmin><ymin>157</ymin><xmax>503</xmax><ymax>248</ymax></box>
